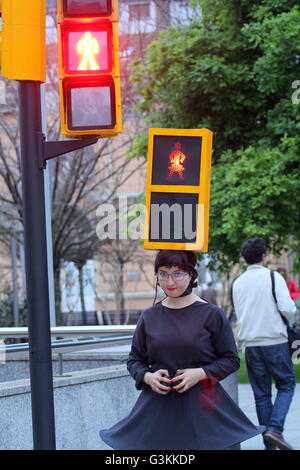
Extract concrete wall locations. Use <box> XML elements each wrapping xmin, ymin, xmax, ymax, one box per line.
<box><xmin>0</xmin><ymin>352</ymin><xmax>129</xmax><ymax>382</ymax></box>
<box><xmin>0</xmin><ymin>365</ymin><xmax>238</xmax><ymax>450</ymax></box>
<box><xmin>0</xmin><ymin>365</ymin><xmax>138</xmax><ymax>450</ymax></box>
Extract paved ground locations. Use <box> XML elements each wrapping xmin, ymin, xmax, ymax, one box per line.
<box><xmin>239</xmin><ymin>384</ymin><xmax>300</xmax><ymax>450</ymax></box>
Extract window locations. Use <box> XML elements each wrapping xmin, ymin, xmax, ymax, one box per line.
<box><xmin>129</xmin><ymin>3</ymin><xmax>150</xmax><ymax>21</ymax></box>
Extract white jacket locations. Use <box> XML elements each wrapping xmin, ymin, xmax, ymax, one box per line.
<box><xmin>232</xmin><ymin>265</ymin><xmax>296</xmax><ymax>347</ymax></box>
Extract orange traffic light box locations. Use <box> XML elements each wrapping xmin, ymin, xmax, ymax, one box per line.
<box><xmin>0</xmin><ymin>0</ymin><xmax>46</xmax><ymax>82</ymax></box>
<box><xmin>57</xmin><ymin>0</ymin><xmax>122</xmax><ymax>138</ymax></box>
<box><xmin>144</xmin><ymin>128</ymin><xmax>213</xmax><ymax>252</ymax></box>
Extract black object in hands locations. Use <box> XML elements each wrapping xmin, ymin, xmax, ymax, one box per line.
<box><xmin>163</xmin><ymin>374</ymin><xmax>182</xmax><ymax>388</ymax></box>
<box><xmin>171</xmin><ymin>375</ymin><xmax>182</xmax><ymax>388</ymax></box>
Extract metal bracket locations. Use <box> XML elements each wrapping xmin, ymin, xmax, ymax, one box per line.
<box><xmin>39</xmin><ymin>133</ymin><xmax>98</xmax><ymax>169</ymax></box>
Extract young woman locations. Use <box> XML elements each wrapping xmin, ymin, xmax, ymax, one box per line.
<box><xmin>100</xmin><ymin>250</ymin><xmax>264</xmax><ymax>450</ymax></box>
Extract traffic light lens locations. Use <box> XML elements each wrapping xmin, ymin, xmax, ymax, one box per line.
<box><xmin>71</xmin><ymin>86</ymin><xmax>113</xmax><ymax>127</ymax></box>
<box><xmin>65</xmin><ymin>80</ymin><xmax>116</xmax><ymax>129</ymax></box>
<box><xmin>69</xmin><ymin>30</ymin><xmax>109</xmax><ymax>71</ymax></box>
<box><xmin>63</xmin><ymin>26</ymin><xmax>112</xmax><ymax>74</ymax></box>
<box><xmin>151</xmin><ymin>135</ymin><xmax>202</xmax><ymax>186</ymax></box>
<box><xmin>63</xmin><ymin>0</ymin><xmax>112</xmax><ymax>17</ymax></box>
<box><xmin>149</xmin><ymin>192</ymin><xmax>198</xmax><ymax>243</ymax></box>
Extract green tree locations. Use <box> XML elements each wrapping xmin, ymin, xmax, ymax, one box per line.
<box><xmin>210</xmin><ymin>137</ymin><xmax>300</xmax><ymax>269</ymax></box>
<box><xmin>130</xmin><ymin>0</ymin><xmax>300</xmax><ymax>270</ymax></box>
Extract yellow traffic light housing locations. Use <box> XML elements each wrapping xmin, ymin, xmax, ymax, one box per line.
<box><xmin>0</xmin><ymin>0</ymin><xmax>46</xmax><ymax>82</ymax></box>
<box><xmin>57</xmin><ymin>0</ymin><xmax>122</xmax><ymax>138</ymax></box>
<box><xmin>144</xmin><ymin>128</ymin><xmax>213</xmax><ymax>252</ymax></box>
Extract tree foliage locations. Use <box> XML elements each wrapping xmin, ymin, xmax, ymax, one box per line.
<box><xmin>210</xmin><ymin>137</ymin><xmax>300</xmax><ymax>268</ymax></box>
<box><xmin>130</xmin><ymin>0</ymin><xmax>300</xmax><ymax>270</ymax></box>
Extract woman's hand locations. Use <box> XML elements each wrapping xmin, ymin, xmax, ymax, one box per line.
<box><xmin>171</xmin><ymin>368</ymin><xmax>208</xmax><ymax>393</ymax></box>
<box><xmin>143</xmin><ymin>369</ymin><xmax>172</xmax><ymax>395</ymax></box>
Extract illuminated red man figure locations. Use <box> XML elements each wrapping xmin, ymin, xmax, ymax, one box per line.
<box><xmin>77</xmin><ymin>32</ymin><xmax>100</xmax><ymax>71</ymax></box>
<box><xmin>167</xmin><ymin>142</ymin><xmax>186</xmax><ymax>181</ymax></box>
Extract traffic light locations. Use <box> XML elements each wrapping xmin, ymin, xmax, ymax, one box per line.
<box><xmin>0</xmin><ymin>0</ymin><xmax>46</xmax><ymax>81</ymax></box>
<box><xmin>57</xmin><ymin>0</ymin><xmax>122</xmax><ymax>138</ymax></box>
<box><xmin>144</xmin><ymin>128</ymin><xmax>213</xmax><ymax>252</ymax></box>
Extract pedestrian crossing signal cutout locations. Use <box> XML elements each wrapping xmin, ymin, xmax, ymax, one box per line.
<box><xmin>76</xmin><ymin>32</ymin><xmax>101</xmax><ymax>71</ymax></box>
<box><xmin>167</xmin><ymin>142</ymin><xmax>186</xmax><ymax>181</ymax></box>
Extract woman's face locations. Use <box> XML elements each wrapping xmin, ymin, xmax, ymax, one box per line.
<box><xmin>157</xmin><ymin>266</ymin><xmax>192</xmax><ymax>298</ymax></box>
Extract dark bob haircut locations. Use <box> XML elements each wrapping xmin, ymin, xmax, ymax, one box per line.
<box><xmin>154</xmin><ymin>250</ymin><xmax>197</xmax><ymax>275</ymax></box>
<box><xmin>241</xmin><ymin>237</ymin><xmax>266</xmax><ymax>265</ymax></box>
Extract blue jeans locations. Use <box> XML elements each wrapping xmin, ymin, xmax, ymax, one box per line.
<box><xmin>245</xmin><ymin>342</ymin><xmax>295</xmax><ymax>448</ymax></box>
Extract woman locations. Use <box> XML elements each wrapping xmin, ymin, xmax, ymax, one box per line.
<box><xmin>100</xmin><ymin>250</ymin><xmax>264</xmax><ymax>450</ymax></box>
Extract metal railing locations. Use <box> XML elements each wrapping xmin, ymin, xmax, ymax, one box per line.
<box><xmin>0</xmin><ymin>325</ymin><xmax>136</xmax><ymax>338</ymax></box>
<box><xmin>0</xmin><ymin>326</ymin><xmax>136</xmax><ymax>376</ymax></box>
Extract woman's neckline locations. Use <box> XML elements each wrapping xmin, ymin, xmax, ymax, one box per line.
<box><xmin>161</xmin><ymin>300</ymin><xmax>208</xmax><ymax>310</ymax></box>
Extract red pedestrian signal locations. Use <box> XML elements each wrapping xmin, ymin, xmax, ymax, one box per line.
<box><xmin>144</xmin><ymin>128</ymin><xmax>213</xmax><ymax>252</ymax></box>
<box><xmin>167</xmin><ymin>142</ymin><xmax>187</xmax><ymax>181</ymax></box>
<box><xmin>57</xmin><ymin>0</ymin><xmax>122</xmax><ymax>138</ymax></box>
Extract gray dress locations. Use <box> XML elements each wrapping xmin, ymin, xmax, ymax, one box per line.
<box><xmin>100</xmin><ymin>301</ymin><xmax>264</xmax><ymax>449</ymax></box>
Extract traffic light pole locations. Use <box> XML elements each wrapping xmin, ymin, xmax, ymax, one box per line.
<box><xmin>18</xmin><ymin>81</ymin><xmax>56</xmax><ymax>450</ymax></box>
<box><xmin>18</xmin><ymin>81</ymin><xmax>98</xmax><ymax>450</ymax></box>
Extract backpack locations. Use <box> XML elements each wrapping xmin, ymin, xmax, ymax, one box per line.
<box><xmin>270</xmin><ymin>270</ymin><xmax>300</xmax><ymax>355</ymax></box>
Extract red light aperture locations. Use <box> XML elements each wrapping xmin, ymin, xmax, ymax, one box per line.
<box><xmin>62</xmin><ymin>22</ymin><xmax>113</xmax><ymax>75</ymax></box>
<box><xmin>167</xmin><ymin>142</ymin><xmax>186</xmax><ymax>181</ymax></box>
<box><xmin>69</xmin><ymin>30</ymin><xmax>108</xmax><ymax>72</ymax></box>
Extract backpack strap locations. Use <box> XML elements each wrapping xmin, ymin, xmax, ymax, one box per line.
<box><xmin>270</xmin><ymin>270</ymin><xmax>277</xmax><ymax>304</ymax></box>
<box><xmin>270</xmin><ymin>270</ymin><xmax>288</xmax><ymax>326</ymax></box>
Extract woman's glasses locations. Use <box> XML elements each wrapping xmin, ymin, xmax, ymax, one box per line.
<box><xmin>157</xmin><ymin>271</ymin><xmax>188</xmax><ymax>282</ymax></box>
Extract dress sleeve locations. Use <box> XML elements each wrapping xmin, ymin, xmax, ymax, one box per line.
<box><xmin>202</xmin><ymin>308</ymin><xmax>240</xmax><ymax>381</ymax></box>
<box><xmin>127</xmin><ymin>314</ymin><xmax>151</xmax><ymax>390</ymax></box>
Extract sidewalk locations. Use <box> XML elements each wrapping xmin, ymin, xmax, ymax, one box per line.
<box><xmin>238</xmin><ymin>384</ymin><xmax>300</xmax><ymax>450</ymax></box>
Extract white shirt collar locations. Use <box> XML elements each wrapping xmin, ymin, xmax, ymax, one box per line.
<box><xmin>246</xmin><ymin>264</ymin><xmax>266</xmax><ymax>270</ymax></box>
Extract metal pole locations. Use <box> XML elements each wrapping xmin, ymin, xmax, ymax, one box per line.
<box><xmin>18</xmin><ymin>80</ymin><xmax>56</xmax><ymax>450</ymax></box>
<box><xmin>41</xmin><ymin>83</ymin><xmax>56</xmax><ymax>327</ymax></box>
<box><xmin>11</xmin><ymin>232</ymin><xmax>19</xmax><ymax>326</ymax></box>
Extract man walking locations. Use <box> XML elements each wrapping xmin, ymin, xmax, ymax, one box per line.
<box><xmin>232</xmin><ymin>237</ymin><xmax>296</xmax><ymax>450</ymax></box>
